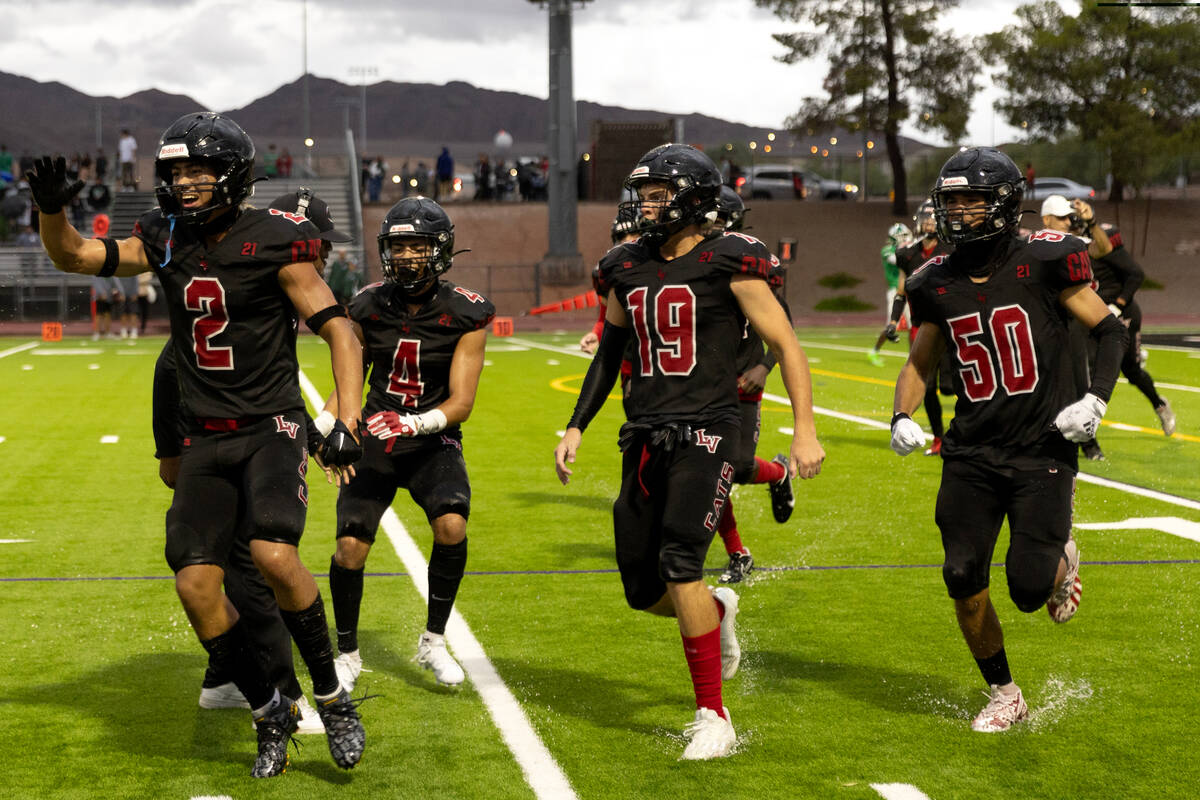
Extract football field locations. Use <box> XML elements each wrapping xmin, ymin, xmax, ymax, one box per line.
<box><xmin>1</xmin><ymin>328</ymin><xmax>1197</xmax><ymax>799</ymax></box>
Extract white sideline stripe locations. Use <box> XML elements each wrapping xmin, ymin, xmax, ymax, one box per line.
<box><xmin>798</xmin><ymin>339</ymin><xmax>907</xmax><ymax>359</ymax></box>
<box><xmin>1075</xmin><ymin>516</ymin><xmax>1200</xmax><ymax>543</ymax></box>
<box><xmin>0</xmin><ymin>539</ymin><xmax>33</xmax><ymax>544</ymax></box>
<box><xmin>0</xmin><ymin>341</ymin><xmax>38</xmax><ymax>359</ymax></box>
<box><xmin>296</xmin><ymin>369</ymin><xmax>577</xmax><ymax>800</ymax></box>
<box><xmin>1131</xmin><ymin>378</ymin><xmax>1200</xmax><ymax>394</ymax></box>
<box><xmin>378</xmin><ymin>511</ymin><xmax>578</xmax><ymax>800</ymax></box>
<box><xmin>871</xmin><ymin>784</ymin><xmax>933</xmax><ymax>800</ymax></box>
<box><xmin>31</xmin><ymin>348</ymin><xmax>104</xmax><ymax>356</ymax></box>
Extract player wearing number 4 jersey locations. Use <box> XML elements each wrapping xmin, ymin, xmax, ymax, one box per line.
<box><xmin>317</xmin><ymin>197</ymin><xmax>493</xmax><ymax>692</ymax></box>
<box><xmin>891</xmin><ymin>147</ymin><xmax>1126</xmax><ymax>733</ymax></box>
<box><xmin>555</xmin><ymin>144</ymin><xmax>824</xmax><ymax>760</ymax></box>
<box><xmin>27</xmin><ymin>112</ymin><xmax>367</xmax><ymax>778</ymax></box>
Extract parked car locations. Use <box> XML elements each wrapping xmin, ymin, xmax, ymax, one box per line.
<box><xmin>736</xmin><ymin>165</ymin><xmax>806</xmax><ymax>200</ymax></box>
<box><xmin>798</xmin><ymin>170</ymin><xmax>859</xmax><ymax>200</ymax></box>
<box><xmin>1027</xmin><ymin>177</ymin><xmax>1096</xmax><ymax>201</ymax></box>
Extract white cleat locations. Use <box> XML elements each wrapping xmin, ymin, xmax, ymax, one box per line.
<box><xmin>680</xmin><ymin>707</ymin><xmax>736</xmax><ymax>760</ymax></box>
<box><xmin>198</xmin><ymin>681</ymin><xmax>250</xmax><ymax>710</ymax></box>
<box><xmin>334</xmin><ymin>650</ymin><xmax>363</xmax><ymax>693</ymax></box>
<box><xmin>295</xmin><ymin>695</ymin><xmax>326</xmax><ymax>735</ymax></box>
<box><xmin>711</xmin><ymin>586</ymin><xmax>741</xmax><ymax>681</ymax></box>
<box><xmin>1047</xmin><ymin>538</ymin><xmax>1082</xmax><ymax>624</ymax></box>
<box><xmin>971</xmin><ymin>685</ymin><xmax>1028</xmax><ymax>733</ymax></box>
<box><xmin>414</xmin><ymin>632</ymin><xmax>465</xmax><ymax>686</ymax></box>
<box><xmin>1155</xmin><ymin>399</ymin><xmax>1176</xmax><ymax>437</ymax></box>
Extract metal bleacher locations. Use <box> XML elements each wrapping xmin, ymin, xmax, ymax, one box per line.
<box><xmin>0</xmin><ymin>169</ymin><xmax>361</xmax><ymax>323</ymax></box>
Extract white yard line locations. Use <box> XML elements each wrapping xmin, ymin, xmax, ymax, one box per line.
<box><xmin>871</xmin><ymin>784</ymin><xmax>933</xmax><ymax>800</ymax></box>
<box><xmin>0</xmin><ymin>341</ymin><xmax>38</xmax><ymax>359</ymax></box>
<box><xmin>297</xmin><ymin>368</ymin><xmax>578</xmax><ymax>800</ymax></box>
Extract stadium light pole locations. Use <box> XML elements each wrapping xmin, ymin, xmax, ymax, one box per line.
<box><xmin>301</xmin><ymin>0</ymin><xmax>312</xmax><ymax>175</ymax></box>
<box><xmin>350</xmin><ymin>66</ymin><xmax>378</xmax><ymax>157</ymax></box>
<box><xmin>528</xmin><ymin>0</ymin><xmax>591</xmax><ymax>304</ymax></box>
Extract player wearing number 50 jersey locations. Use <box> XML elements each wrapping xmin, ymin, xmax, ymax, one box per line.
<box><xmin>318</xmin><ymin>197</ymin><xmax>493</xmax><ymax>693</ymax></box>
<box><xmin>27</xmin><ymin>111</ymin><xmax>366</xmax><ymax>778</ymax></box>
<box><xmin>890</xmin><ymin>146</ymin><xmax>1126</xmax><ymax>735</ymax></box>
<box><xmin>555</xmin><ymin>144</ymin><xmax>824</xmax><ymax>760</ymax></box>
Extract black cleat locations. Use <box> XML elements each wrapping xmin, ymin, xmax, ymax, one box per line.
<box><xmin>719</xmin><ymin>550</ymin><xmax>754</xmax><ymax>584</ymax></box>
<box><xmin>316</xmin><ymin>689</ymin><xmax>366</xmax><ymax>770</ymax></box>
<box><xmin>768</xmin><ymin>453</ymin><xmax>795</xmax><ymax>523</ymax></box>
<box><xmin>252</xmin><ymin>695</ymin><xmax>300</xmax><ymax>778</ymax></box>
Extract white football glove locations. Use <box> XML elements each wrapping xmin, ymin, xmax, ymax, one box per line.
<box><xmin>890</xmin><ymin>414</ymin><xmax>927</xmax><ymax>456</ymax></box>
<box><xmin>365</xmin><ymin>409</ymin><xmax>447</xmax><ymax>439</ymax></box>
<box><xmin>1054</xmin><ymin>393</ymin><xmax>1107</xmax><ymax>443</ymax></box>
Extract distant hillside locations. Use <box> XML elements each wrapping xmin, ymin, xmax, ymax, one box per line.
<box><xmin>0</xmin><ymin>69</ymin><xmax>935</xmax><ymax>162</ymax></box>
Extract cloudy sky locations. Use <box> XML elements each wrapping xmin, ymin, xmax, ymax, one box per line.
<box><xmin>0</xmin><ymin>0</ymin><xmax>1059</xmax><ymax>147</ymax></box>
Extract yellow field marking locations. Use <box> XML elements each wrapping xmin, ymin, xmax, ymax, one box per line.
<box><xmin>549</xmin><ymin>373</ymin><xmax>622</xmax><ymax>401</ymax></box>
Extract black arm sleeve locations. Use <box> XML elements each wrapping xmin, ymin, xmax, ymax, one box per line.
<box><xmin>888</xmin><ymin>292</ymin><xmax>908</xmax><ymax>325</ymax></box>
<box><xmin>567</xmin><ymin>322</ymin><xmax>630</xmax><ymax>432</ymax></box>
<box><xmin>151</xmin><ymin>340</ymin><xmax>185</xmax><ymax>458</ymax></box>
<box><xmin>1087</xmin><ymin>313</ymin><xmax>1128</xmax><ymax>402</ymax></box>
<box><xmin>758</xmin><ymin>291</ymin><xmax>793</xmax><ymax>373</ymax></box>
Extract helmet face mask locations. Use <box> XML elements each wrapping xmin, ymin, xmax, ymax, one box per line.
<box><xmin>887</xmin><ymin>222</ymin><xmax>913</xmax><ymax>248</ymax></box>
<box><xmin>378</xmin><ymin>197</ymin><xmax>454</xmax><ymax>297</ymax></box>
<box><xmin>618</xmin><ymin>143</ymin><xmax>722</xmax><ymax>246</ymax></box>
<box><xmin>931</xmin><ymin>147</ymin><xmax>1024</xmax><ymax>246</ymax></box>
<box><xmin>154</xmin><ymin>112</ymin><xmax>255</xmax><ymax>226</ymax></box>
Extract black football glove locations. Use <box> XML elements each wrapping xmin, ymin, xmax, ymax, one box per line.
<box><xmin>883</xmin><ymin>322</ymin><xmax>899</xmax><ymax>343</ymax></box>
<box><xmin>322</xmin><ymin>419</ymin><xmax>362</xmax><ymax>467</ymax></box>
<box><xmin>305</xmin><ymin>415</ymin><xmax>328</xmax><ymax>463</ymax></box>
<box><xmin>26</xmin><ymin>156</ymin><xmax>85</xmax><ymax>215</ymax></box>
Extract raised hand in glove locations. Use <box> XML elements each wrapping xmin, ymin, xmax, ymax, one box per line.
<box><xmin>890</xmin><ymin>412</ymin><xmax>927</xmax><ymax>456</ymax></box>
<box><xmin>1054</xmin><ymin>393</ymin><xmax>1107</xmax><ymax>443</ymax></box>
<box><xmin>26</xmin><ymin>156</ymin><xmax>85</xmax><ymax>215</ymax></box>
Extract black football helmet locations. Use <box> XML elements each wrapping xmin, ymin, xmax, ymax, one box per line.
<box><xmin>715</xmin><ymin>185</ymin><xmax>746</xmax><ymax>231</ymax></box>
<box><xmin>912</xmin><ymin>197</ymin><xmax>936</xmax><ymax>237</ymax></box>
<box><xmin>153</xmin><ymin>112</ymin><xmax>256</xmax><ymax>225</ymax></box>
<box><xmin>931</xmin><ymin>147</ymin><xmax>1024</xmax><ymax>245</ymax></box>
<box><xmin>618</xmin><ymin>143</ymin><xmax>722</xmax><ymax>245</ymax></box>
<box><xmin>378</xmin><ymin>197</ymin><xmax>455</xmax><ymax>296</ymax></box>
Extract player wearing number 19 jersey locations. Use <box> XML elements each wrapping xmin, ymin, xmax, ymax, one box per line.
<box><xmin>891</xmin><ymin>146</ymin><xmax>1126</xmax><ymax>735</ymax></box>
<box><xmin>555</xmin><ymin>144</ymin><xmax>824</xmax><ymax>760</ymax></box>
<box><xmin>27</xmin><ymin>111</ymin><xmax>366</xmax><ymax>777</ymax></box>
<box><xmin>323</xmin><ymin>197</ymin><xmax>493</xmax><ymax>692</ymax></box>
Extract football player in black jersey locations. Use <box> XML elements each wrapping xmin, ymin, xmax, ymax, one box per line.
<box><xmin>554</xmin><ymin>144</ymin><xmax>824</xmax><ymax>760</ymax></box>
<box><xmin>1068</xmin><ymin>213</ymin><xmax>1177</xmax><ymax>437</ymax></box>
<box><xmin>316</xmin><ymin>197</ymin><xmax>493</xmax><ymax>692</ymax></box>
<box><xmin>27</xmin><ymin>112</ymin><xmax>366</xmax><ymax>777</ymax></box>
<box><xmin>1040</xmin><ymin>194</ymin><xmax>1114</xmax><ymax>460</ymax></box>
<box><xmin>709</xmin><ymin>186</ymin><xmax>795</xmax><ymax>585</ymax></box>
<box><xmin>890</xmin><ymin>147</ymin><xmax>1127</xmax><ymax>733</ymax></box>
<box><xmin>878</xmin><ymin>198</ymin><xmax>956</xmax><ymax>455</ymax></box>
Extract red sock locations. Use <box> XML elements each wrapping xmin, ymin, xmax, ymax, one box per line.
<box><xmin>752</xmin><ymin>456</ymin><xmax>785</xmax><ymax>484</ymax></box>
<box><xmin>681</xmin><ymin>627</ymin><xmax>725</xmax><ymax>718</ymax></box>
<box><xmin>717</xmin><ymin>500</ymin><xmax>743</xmax><ymax>555</ymax></box>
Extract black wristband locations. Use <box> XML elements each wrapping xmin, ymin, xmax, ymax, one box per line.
<box><xmin>888</xmin><ymin>292</ymin><xmax>907</xmax><ymax>325</ymax></box>
<box><xmin>306</xmin><ymin>303</ymin><xmax>348</xmax><ymax>334</ymax></box>
<box><xmin>890</xmin><ymin>412</ymin><xmax>911</xmax><ymax>429</ymax></box>
<box><xmin>98</xmin><ymin>238</ymin><xmax>120</xmax><ymax>277</ymax></box>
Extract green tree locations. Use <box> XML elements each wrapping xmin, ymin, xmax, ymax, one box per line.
<box><xmin>983</xmin><ymin>3</ymin><xmax>1200</xmax><ymax>201</ymax></box>
<box><xmin>754</xmin><ymin>0</ymin><xmax>981</xmax><ymax>215</ymax></box>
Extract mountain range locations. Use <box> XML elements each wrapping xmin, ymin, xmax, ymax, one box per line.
<box><xmin>0</xmin><ymin>69</ymin><xmax>936</xmax><ymax>164</ymax></box>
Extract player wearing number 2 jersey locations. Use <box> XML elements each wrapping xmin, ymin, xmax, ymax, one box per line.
<box><xmin>890</xmin><ymin>147</ymin><xmax>1126</xmax><ymax>734</ymax></box>
<box><xmin>554</xmin><ymin>144</ymin><xmax>824</xmax><ymax>760</ymax></box>
<box><xmin>319</xmin><ymin>197</ymin><xmax>493</xmax><ymax>693</ymax></box>
<box><xmin>27</xmin><ymin>112</ymin><xmax>366</xmax><ymax>778</ymax></box>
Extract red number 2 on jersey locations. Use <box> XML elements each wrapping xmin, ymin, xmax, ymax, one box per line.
<box><xmin>184</xmin><ymin>277</ymin><xmax>234</xmax><ymax>370</ymax></box>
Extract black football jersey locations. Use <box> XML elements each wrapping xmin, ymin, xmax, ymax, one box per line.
<box><xmin>134</xmin><ymin>207</ymin><xmax>324</xmax><ymax>419</ymax></box>
<box><xmin>350</xmin><ymin>279</ymin><xmax>494</xmax><ymax>434</ymax></box>
<box><xmin>597</xmin><ymin>232</ymin><xmax>772</xmax><ymax>427</ymax></box>
<box><xmin>905</xmin><ymin>231</ymin><xmax>1094</xmax><ymax>469</ymax></box>
<box><xmin>1091</xmin><ymin>222</ymin><xmax>1144</xmax><ymax>305</ymax></box>
<box><xmin>896</xmin><ymin>238</ymin><xmax>954</xmax><ymax>280</ymax></box>
<box><xmin>734</xmin><ymin>257</ymin><xmax>787</xmax><ymax>376</ymax></box>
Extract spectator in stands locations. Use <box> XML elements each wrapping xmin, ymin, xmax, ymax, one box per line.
<box><xmin>436</xmin><ymin>147</ymin><xmax>454</xmax><ymax>200</ymax></box>
<box><xmin>277</xmin><ymin>148</ymin><xmax>293</xmax><ymax>178</ymax></box>
<box><xmin>137</xmin><ymin>272</ymin><xmax>156</xmax><ymax>336</ymax></box>
<box><xmin>80</xmin><ymin>151</ymin><xmax>93</xmax><ymax>182</ymax></box>
<box><xmin>367</xmin><ymin>156</ymin><xmax>386</xmax><ymax>203</ymax></box>
<box><xmin>14</xmin><ymin>225</ymin><xmax>39</xmax><ymax>246</ymax></box>
<box><xmin>119</xmin><ymin>275</ymin><xmax>139</xmax><ymax>339</ymax></box>
<box><xmin>94</xmin><ymin>148</ymin><xmax>108</xmax><ymax>182</ymax></box>
<box><xmin>0</xmin><ymin>144</ymin><xmax>12</xmax><ymax>182</ymax></box>
<box><xmin>86</xmin><ymin>179</ymin><xmax>112</xmax><ymax>212</ymax></box>
<box><xmin>118</xmin><ymin>129</ymin><xmax>138</xmax><ymax>190</ymax></box>
<box><xmin>263</xmin><ymin>143</ymin><xmax>279</xmax><ymax>179</ymax></box>
<box><xmin>91</xmin><ymin>275</ymin><xmax>122</xmax><ymax>340</ymax></box>
<box><xmin>474</xmin><ymin>154</ymin><xmax>492</xmax><ymax>201</ymax></box>
<box><xmin>415</xmin><ymin>161</ymin><xmax>430</xmax><ymax>196</ymax></box>
<box><xmin>18</xmin><ymin>151</ymin><xmax>35</xmax><ymax>180</ymax></box>
<box><xmin>325</xmin><ymin>250</ymin><xmax>364</xmax><ymax>305</ymax></box>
